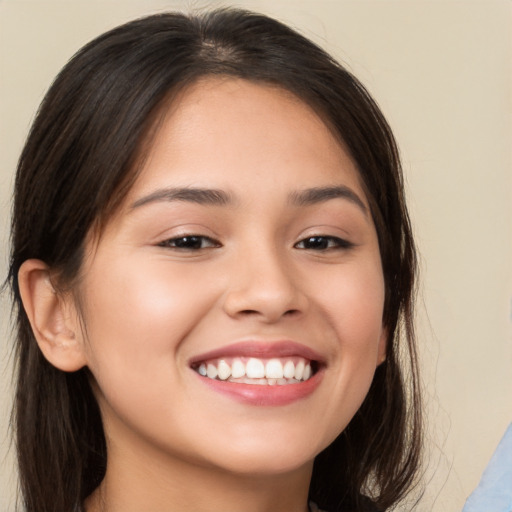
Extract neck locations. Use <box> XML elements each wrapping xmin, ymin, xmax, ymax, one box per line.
<box><xmin>85</xmin><ymin>435</ymin><xmax>313</xmax><ymax>512</ymax></box>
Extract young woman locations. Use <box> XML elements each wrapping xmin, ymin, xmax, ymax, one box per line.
<box><xmin>8</xmin><ymin>9</ymin><xmax>422</xmax><ymax>512</ymax></box>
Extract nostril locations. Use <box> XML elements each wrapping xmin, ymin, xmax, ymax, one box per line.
<box><xmin>222</xmin><ymin>283</ymin><xmax>307</xmax><ymax>321</ymax></box>
<box><xmin>239</xmin><ymin>309</ymin><xmax>299</xmax><ymax>317</ymax></box>
<box><xmin>239</xmin><ymin>309</ymin><xmax>259</xmax><ymax>316</ymax></box>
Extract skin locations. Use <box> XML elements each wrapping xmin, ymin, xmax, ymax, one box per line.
<box><xmin>20</xmin><ymin>78</ymin><xmax>386</xmax><ymax>512</ymax></box>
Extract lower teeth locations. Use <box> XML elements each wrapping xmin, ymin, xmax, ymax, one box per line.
<box><xmin>226</xmin><ymin>377</ymin><xmax>301</xmax><ymax>385</ymax></box>
<box><xmin>194</xmin><ymin>371</ymin><xmax>307</xmax><ymax>385</ymax></box>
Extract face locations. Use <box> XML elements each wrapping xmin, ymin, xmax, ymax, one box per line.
<box><xmin>74</xmin><ymin>78</ymin><xmax>386</xmax><ymax>477</ymax></box>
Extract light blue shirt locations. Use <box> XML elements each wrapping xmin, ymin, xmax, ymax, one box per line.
<box><xmin>462</xmin><ymin>423</ymin><xmax>512</xmax><ymax>512</ymax></box>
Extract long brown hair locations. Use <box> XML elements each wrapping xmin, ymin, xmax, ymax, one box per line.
<box><xmin>8</xmin><ymin>9</ymin><xmax>421</xmax><ymax>512</ymax></box>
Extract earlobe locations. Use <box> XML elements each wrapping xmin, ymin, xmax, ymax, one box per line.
<box><xmin>18</xmin><ymin>259</ymin><xmax>87</xmax><ymax>372</ymax></box>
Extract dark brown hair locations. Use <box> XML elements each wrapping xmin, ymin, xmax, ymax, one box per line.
<box><xmin>8</xmin><ymin>9</ymin><xmax>421</xmax><ymax>512</ymax></box>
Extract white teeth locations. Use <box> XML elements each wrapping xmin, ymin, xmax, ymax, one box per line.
<box><xmin>294</xmin><ymin>360</ymin><xmax>305</xmax><ymax>380</ymax></box>
<box><xmin>217</xmin><ymin>360</ymin><xmax>231</xmax><ymax>380</ymax></box>
<box><xmin>195</xmin><ymin>356</ymin><xmax>315</xmax><ymax>384</ymax></box>
<box><xmin>283</xmin><ymin>360</ymin><xmax>295</xmax><ymax>379</ymax></box>
<box><xmin>246</xmin><ymin>358</ymin><xmax>265</xmax><ymax>378</ymax></box>
<box><xmin>265</xmin><ymin>359</ymin><xmax>284</xmax><ymax>379</ymax></box>
<box><xmin>206</xmin><ymin>363</ymin><xmax>218</xmax><ymax>379</ymax></box>
<box><xmin>231</xmin><ymin>358</ymin><xmax>245</xmax><ymax>378</ymax></box>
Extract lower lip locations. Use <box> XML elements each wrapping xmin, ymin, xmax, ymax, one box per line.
<box><xmin>196</xmin><ymin>371</ymin><xmax>323</xmax><ymax>406</ymax></box>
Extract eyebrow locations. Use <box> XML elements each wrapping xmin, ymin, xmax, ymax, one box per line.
<box><xmin>130</xmin><ymin>185</ymin><xmax>367</xmax><ymax>214</ymax></box>
<box><xmin>131</xmin><ymin>187</ymin><xmax>233</xmax><ymax>209</ymax></box>
<box><xmin>289</xmin><ymin>186</ymin><xmax>367</xmax><ymax>215</ymax></box>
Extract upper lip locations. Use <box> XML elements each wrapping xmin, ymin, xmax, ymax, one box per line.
<box><xmin>188</xmin><ymin>340</ymin><xmax>324</xmax><ymax>365</ymax></box>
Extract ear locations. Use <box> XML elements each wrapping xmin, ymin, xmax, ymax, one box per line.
<box><xmin>18</xmin><ymin>259</ymin><xmax>87</xmax><ymax>372</ymax></box>
<box><xmin>377</xmin><ymin>325</ymin><xmax>387</xmax><ymax>365</ymax></box>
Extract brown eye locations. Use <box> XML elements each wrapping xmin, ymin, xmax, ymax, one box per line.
<box><xmin>295</xmin><ymin>236</ymin><xmax>353</xmax><ymax>250</ymax></box>
<box><xmin>159</xmin><ymin>236</ymin><xmax>220</xmax><ymax>250</ymax></box>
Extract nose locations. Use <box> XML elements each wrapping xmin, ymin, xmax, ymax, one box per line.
<box><xmin>222</xmin><ymin>246</ymin><xmax>308</xmax><ymax>323</ymax></box>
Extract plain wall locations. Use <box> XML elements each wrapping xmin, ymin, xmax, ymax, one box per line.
<box><xmin>1</xmin><ymin>1</ymin><xmax>511</xmax><ymax>510</ymax></box>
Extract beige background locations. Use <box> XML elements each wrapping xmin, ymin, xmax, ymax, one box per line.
<box><xmin>1</xmin><ymin>1</ymin><xmax>511</xmax><ymax>510</ymax></box>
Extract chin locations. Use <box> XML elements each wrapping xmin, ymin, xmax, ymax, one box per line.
<box><xmin>198</xmin><ymin>433</ymin><xmax>325</xmax><ymax>477</ymax></box>
<box><xmin>217</xmin><ymin>452</ymin><xmax>315</xmax><ymax>478</ymax></box>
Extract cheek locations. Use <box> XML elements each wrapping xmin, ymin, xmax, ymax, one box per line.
<box><xmin>79</xmin><ymin>255</ymin><xmax>219</xmax><ymax>374</ymax></box>
<box><xmin>312</xmin><ymin>258</ymin><xmax>385</xmax><ymax>340</ymax></box>
<box><xmin>310</xmin><ymin>258</ymin><xmax>385</xmax><ymax>391</ymax></box>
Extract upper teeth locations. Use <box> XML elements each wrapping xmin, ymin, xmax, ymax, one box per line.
<box><xmin>195</xmin><ymin>357</ymin><xmax>313</xmax><ymax>382</ymax></box>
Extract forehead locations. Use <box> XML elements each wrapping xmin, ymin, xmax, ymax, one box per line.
<box><xmin>125</xmin><ymin>77</ymin><xmax>365</xmax><ymax>207</ymax></box>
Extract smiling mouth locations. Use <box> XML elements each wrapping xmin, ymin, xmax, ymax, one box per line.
<box><xmin>191</xmin><ymin>356</ymin><xmax>318</xmax><ymax>385</ymax></box>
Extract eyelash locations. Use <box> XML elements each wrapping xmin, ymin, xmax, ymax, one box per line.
<box><xmin>158</xmin><ymin>235</ymin><xmax>353</xmax><ymax>251</ymax></box>
<box><xmin>158</xmin><ymin>235</ymin><xmax>220</xmax><ymax>250</ymax></box>
<box><xmin>294</xmin><ymin>236</ymin><xmax>354</xmax><ymax>251</ymax></box>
